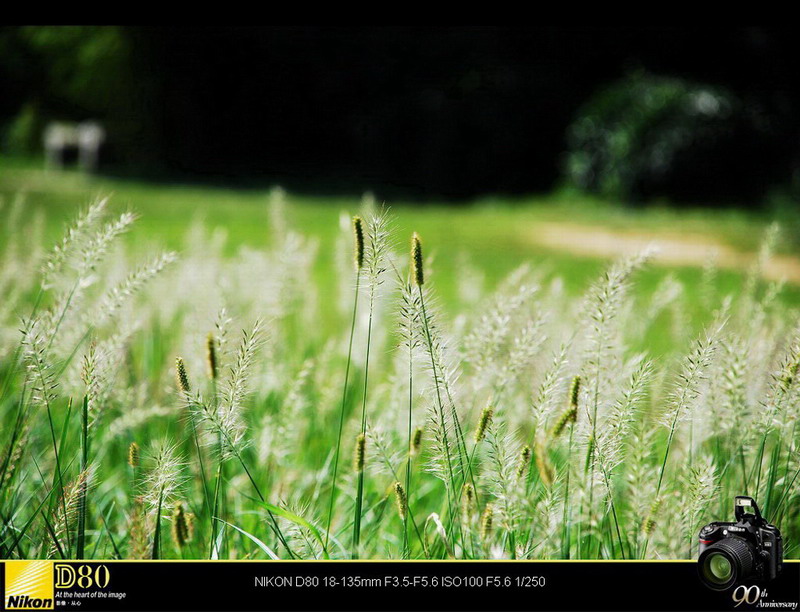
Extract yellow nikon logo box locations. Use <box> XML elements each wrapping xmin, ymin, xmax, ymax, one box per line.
<box><xmin>4</xmin><ymin>561</ymin><xmax>54</xmax><ymax>610</ymax></box>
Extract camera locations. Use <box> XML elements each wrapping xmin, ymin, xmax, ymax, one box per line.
<box><xmin>697</xmin><ymin>496</ymin><xmax>783</xmax><ymax>590</ymax></box>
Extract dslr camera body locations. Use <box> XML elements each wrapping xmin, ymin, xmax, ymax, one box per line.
<box><xmin>698</xmin><ymin>496</ymin><xmax>783</xmax><ymax>590</ymax></box>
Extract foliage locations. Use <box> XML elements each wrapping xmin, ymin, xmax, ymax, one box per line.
<box><xmin>565</xmin><ymin>72</ymin><xmax>743</xmax><ymax>202</ymax></box>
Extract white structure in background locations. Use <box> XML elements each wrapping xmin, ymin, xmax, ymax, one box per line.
<box><xmin>43</xmin><ymin>121</ymin><xmax>106</xmax><ymax>172</ymax></box>
<box><xmin>76</xmin><ymin>122</ymin><xmax>105</xmax><ymax>171</ymax></box>
<box><xmin>43</xmin><ymin>123</ymin><xmax>74</xmax><ymax>169</ymax></box>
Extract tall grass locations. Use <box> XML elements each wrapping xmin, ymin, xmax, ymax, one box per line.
<box><xmin>0</xmin><ymin>195</ymin><xmax>798</xmax><ymax>561</ymax></box>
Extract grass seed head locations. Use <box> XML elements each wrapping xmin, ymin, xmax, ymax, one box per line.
<box><xmin>206</xmin><ymin>332</ymin><xmax>218</xmax><ymax>380</ymax></box>
<box><xmin>0</xmin><ymin>424</ymin><xmax>28</xmax><ymax>491</ymax></box>
<box><xmin>642</xmin><ymin>497</ymin><xmax>662</xmax><ymax>536</ymax></box>
<box><xmin>392</xmin><ymin>481</ymin><xmax>407</xmax><ymax>520</ymax></box>
<box><xmin>534</xmin><ymin>436</ymin><xmax>554</xmax><ymax>487</ymax></box>
<box><xmin>49</xmin><ymin>469</ymin><xmax>91</xmax><ymax>558</ymax></box>
<box><xmin>584</xmin><ymin>434</ymin><xmax>595</xmax><ymax>470</ymax></box>
<box><xmin>516</xmin><ymin>445</ymin><xmax>532</xmax><ymax>481</ymax></box>
<box><xmin>411</xmin><ymin>233</ymin><xmax>424</xmax><ymax>286</ymax></box>
<box><xmin>354</xmin><ymin>433</ymin><xmax>366</xmax><ymax>473</ymax></box>
<box><xmin>171</xmin><ymin>501</ymin><xmax>194</xmax><ymax>549</ymax></box>
<box><xmin>569</xmin><ymin>375</ymin><xmax>581</xmax><ymax>409</ymax></box>
<box><xmin>144</xmin><ymin>440</ymin><xmax>185</xmax><ymax>512</ymax></box>
<box><xmin>480</xmin><ymin>503</ymin><xmax>494</xmax><ymax>540</ymax></box>
<box><xmin>779</xmin><ymin>350</ymin><xmax>800</xmax><ymax>395</ymax></box>
<box><xmin>128</xmin><ymin>442</ymin><xmax>140</xmax><ymax>469</ymax></box>
<box><xmin>474</xmin><ymin>405</ymin><xmax>494</xmax><ymax>443</ymax></box>
<box><xmin>549</xmin><ymin>410</ymin><xmax>572</xmax><ymax>440</ymax></box>
<box><xmin>128</xmin><ymin>495</ymin><xmax>149</xmax><ymax>560</ymax></box>
<box><xmin>462</xmin><ymin>482</ymin><xmax>475</xmax><ymax>516</ymax></box>
<box><xmin>175</xmin><ymin>357</ymin><xmax>190</xmax><ymax>394</ymax></box>
<box><xmin>353</xmin><ymin>216</ymin><xmax>365</xmax><ymax>271</ymax></box>
<box><xmin>410</xmin><ymin>426</ymin><xmax>424</xmax><ymax>457</ymax></box>
<box><xmin>550</xmin><ymin>406</ymin><xmax>576</xmax><ymax>440</ymax></box>
<box><xmin>550</xmin><ymin>375</ymin><xmax>581</xmax><ymax>439</ymax></box>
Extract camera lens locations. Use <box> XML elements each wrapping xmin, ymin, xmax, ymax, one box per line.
<box><xmin>698</xmin><ymin>537</ymin><xmax>755</xmax><ymax>591</ymax></box>
<box><xmin>705</xmin><ymin>553</ymin><xmax>732</xmax><ymax>582</ymax></box>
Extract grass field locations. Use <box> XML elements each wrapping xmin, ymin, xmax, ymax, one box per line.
<box><xmin>0</xmin><ymin>158</ymin><xmax>798</xmax><ymax>562</ymax></box>
<box><xmin>3</xmin><ymin>158</ymin><xmax>800</xmax><ymax>345</ymax></box>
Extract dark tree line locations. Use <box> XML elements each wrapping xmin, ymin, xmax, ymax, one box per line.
<box><xmin>1</xmin><ymin>26</ymin><xmax>799</xmax><ymax>201</ymax></box>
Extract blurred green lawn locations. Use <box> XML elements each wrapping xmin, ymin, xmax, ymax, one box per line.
<box><xmin>2</xmin><ymin>157</ymin><xmax>798</xmax><ymax>356</ymax></box>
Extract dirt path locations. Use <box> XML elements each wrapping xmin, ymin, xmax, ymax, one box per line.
<box><xmin>531</xmin><ymin>222</ymin><xmax>800</xmax><ymax>283</ymax></box>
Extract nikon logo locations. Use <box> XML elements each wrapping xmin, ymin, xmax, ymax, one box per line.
<box><xmin>728</xmin><ymin>526</ymin><xmax>746</xmax><ymax>532</ymax></box>
<box><xmin>4</xmin><ymin>561</ymin><xmax>54</xmax><ymax>610</ymax></box>
<box><xmin>6</xmin><ymin>595</ymin><xmax>52</xmax><ymax>609</ymax></box>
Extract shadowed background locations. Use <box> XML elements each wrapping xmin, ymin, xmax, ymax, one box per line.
<box><xmin>2</xmin><ymin>26</ymin><xmax>799</xmax><ymax>202</ymax></box>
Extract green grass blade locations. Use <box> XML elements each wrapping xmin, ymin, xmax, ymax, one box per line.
<box><xmin>259</xmin><ymin>501</ymin><xmax>331</xmax><ymax>560</ymax></box>
<box><xmin>215</xmin><ymin>518</ymin><xmax>278</xmax><ymax>560</ymax></box>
